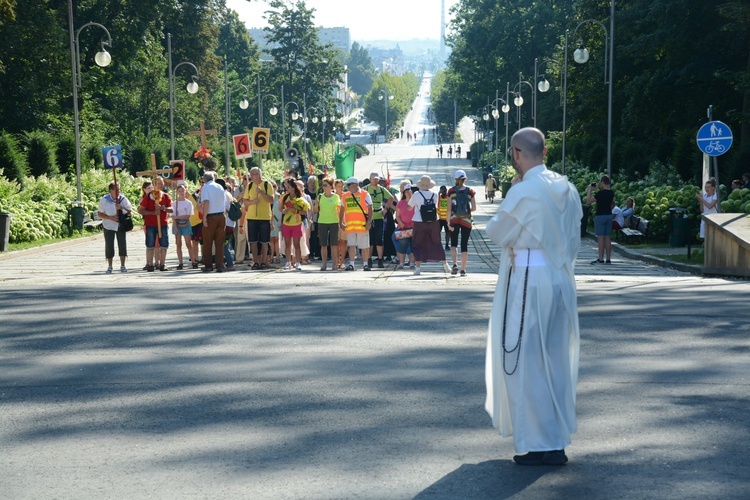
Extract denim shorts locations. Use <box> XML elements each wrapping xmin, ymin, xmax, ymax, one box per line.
<box><xmin>594</xmin><ymin>215</ymin><xmax>613</xmax><ymax>237</ymax></box>
<box><xmin>145</xmin><ymin>225</ymin><xmax>169</xmax><ymax>248</ymax></box>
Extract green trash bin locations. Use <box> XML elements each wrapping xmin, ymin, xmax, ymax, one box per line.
<box><xmin>71</xmin><ymin>204</ymin><xmax>85</xmax><ymax>231</ymax></box>
<box><xmin>0</xmin><ymin>212</ymin><xmax>11</xmax><ymax>252</ymax></box>
<box><xmin>669</xmin><ymin>207</ymin><xmax>689</xmax><ymax>247</ymax></box>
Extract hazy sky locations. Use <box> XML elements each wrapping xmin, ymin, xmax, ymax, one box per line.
<box><xmin>225</xmin><ymin>0</ymin><xmax>460</xmax><ymax>41</ymax></box>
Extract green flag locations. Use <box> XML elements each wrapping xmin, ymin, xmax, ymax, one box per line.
<box><xmin>334</xmin><ymin>144</ymin><xmax>356</xmax><ymax>180</ymax></box>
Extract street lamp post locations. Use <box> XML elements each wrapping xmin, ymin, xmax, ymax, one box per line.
<box><xmin>255</xmin><ymin>76</ymin><xmax>278</xmax><ymax>170</ymax></box>
<box><xmin>563</xmin><ymin>0</ymin><xmax>615</xmax><ymax>179</ymax></box>
<box><xmin>223</xmin><ymin>59</ymin><xmax>250</xmax><ymax>176</ymax></box>
<box><xmin>168</xmin><ymin>33</ymin><xmax>199</xmax><ymax>161</ymax></box>
<box><xmin>67</xmin><ymin>0</ymin><xmax>112</xmax><ymax>203</ymax></box>
<box><xmin>513</xmin><ymin>73</ymin><xmax>535</xmax><ymax>129</ymax></box>
<box><xmin>378</xmin><ymin>88</ymin><xmax>394</xmax><ymax>144</ymax></box>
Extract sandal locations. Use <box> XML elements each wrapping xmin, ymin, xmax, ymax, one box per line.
<box><xmin>251</xmin><ymin>263</ymin><xmax>260</xmax><ymax>270</ymax></box>
<box><xmin>259</xmin><ymin>263</ymin><xmax>268</xmax><ymax>270</ymax></box>
<box><xmin>320</xmin><ymin>265</ymin><xmax>327</xmax><ymax>271</ymax></box>
<box><xmin>176</xmin><ymin>264</ymin><xmax>184</xmax><ymax>270</ymax></box>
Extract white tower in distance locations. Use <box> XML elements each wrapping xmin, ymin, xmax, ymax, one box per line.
<box><xmin>440</xmin><ymin>0</ymin><xmax>446</xmax><ymax>63</ymax></box>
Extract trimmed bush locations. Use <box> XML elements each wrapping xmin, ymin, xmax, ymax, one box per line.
<box><xmin>25</xmin><ymin>130</ymin><xmax>58</xmax><ymax>177</ymax></box>
<box><xmin>0</xmin><ymin>132</ymin><xmax>27</xmax><ymax>188</ymax></box>
<box><xmin>56</xmin><ymin>134</ymin><xmax>76</xmax><ymax>177</ymax></box>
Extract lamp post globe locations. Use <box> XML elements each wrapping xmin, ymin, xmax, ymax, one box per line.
<box><xmin>239</xmin><ymin>98</ymin><xmax>249</xmax><ymax>110</ymax></box>
<box><xmin>502</xmin><ymin>103</ymin><xmax>510</xmax><ymax>113</ymax></box>
<box><xmin>538</xmin><ymin>78</ymin><xmax>550</xmax><ymax>92</ymax></box>
<box><xmin>94</xmin><ymin>48</ymin><xmax>111</xmax><ymax>67</ymax></box>
<box><xmin>514</xmin><ymin>95</ymin><xmax>524</xmax><ymax>107</ymax></box>
<box><xmin>269</xmin><ymin>105</ymin><xmax>278</xmax><ymax>116</ymax></box>
<box><xmin>186</xmin><ymin>80</ymin><xmax>199</xmax><ymax>94</ymax></box>
<box><xmin>574</xmin><ymin>45</ymin><xmax>590</xmax><ymax>64</ymax></box>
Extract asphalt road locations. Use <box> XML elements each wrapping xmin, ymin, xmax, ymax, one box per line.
<box><xmin>1</xmin><ymin>82</ymin><xmax>749</xmax><ymax>498</ymax></box>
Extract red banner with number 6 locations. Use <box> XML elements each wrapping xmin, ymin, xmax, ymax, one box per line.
<box><xmin>233</xmin><ymin>133</ymin><xmax>252</xmax><ymax>159</ymax></box>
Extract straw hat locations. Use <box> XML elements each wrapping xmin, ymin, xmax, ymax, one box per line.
<box><xmin>416</xmin><ymin>175</ymin><xmax>435</xmax><ymax>190</ymax></box>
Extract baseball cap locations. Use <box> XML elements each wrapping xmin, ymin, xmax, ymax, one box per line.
<box><xmin>345</xmin><ymin>177</ymin><xmax>359</xmax><ymax>185</ymax></box>
<box><xmin>454</xmin><ymin>169</ymin><xmax>466</xmax><ymax>179</ymax></box>
<box><xmin>369</xmin><ymin>171</ymin><xmax>380</xmax><ymax>179</ymax></box>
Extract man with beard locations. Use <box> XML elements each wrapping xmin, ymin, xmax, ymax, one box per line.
<box><xmin>484</xmin><ymin>127</ymin><xmax>582</xmax><ymax>466</ymax></box>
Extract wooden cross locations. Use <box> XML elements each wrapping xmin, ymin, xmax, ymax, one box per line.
<box><xmin>136</xmin><ymin>154</ymin><xmax>172</xmax><ymax>238</ymax></box>
<box><xmin>188</xmin><ymin>120</ymin><xmax>217</xmax><ymax>148</ymax></box>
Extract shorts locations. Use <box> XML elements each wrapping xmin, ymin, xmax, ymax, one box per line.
<box><xmin>247</xmin><ymin>219</ymin><xmax>271</xmax><ymax>244</ymax></box>
<box><xmin>317</xmin><ymin>223</ymin><xmax>339</xmax><ymax>247</ymax></box>
<box><xmin>173</xmin><ymin>222</ymin><xmax>192</xmax><ymax>237</ymax></box>
<box><xmin>346</xmin><ymin>231</ymin><xmax>370</xmax><ymax>249</ymax></box>
<box><xmin>191</xmin><ymin>223</ymin><xmax>202</xmax><ymax>241</ymax></box>
<box><xmin>145</xmin><ymin>225</ymin><xmax>169</xmax><ymax>248</ymax></box>
<box><xmin>282</xmin><ymin>224</ymin><xmax>303</xmax><ymax>239</ymax></box>
<box><xmin>369</xmin><ymin>218</ymin><xmax>384</xmax><ymax>246</ymax></box>
<box><xmin>594</xmin><ymin>214</ymin><xmax>613</xmax><ymax>237</ymax></box>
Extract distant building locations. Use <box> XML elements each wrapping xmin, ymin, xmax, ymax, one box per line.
<box><xmin>367</xmin><ymin>44</ymin><xmax>405</xmax><ymax>75</ymax></box>
<box><xmin>318</xmin><ymin>27</ymin><xmax>351</xmax><ymax>55</ymax></box>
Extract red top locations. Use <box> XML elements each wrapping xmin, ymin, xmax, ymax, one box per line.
<box><xmin>140</xmin><ymin>191</ymin><xmax>172</xmax><ymax>227</ymax></box>
<box><xmin>396</xmin><ymin>199</ymin><xmax>414</xmax><ymax>229</ymax></box>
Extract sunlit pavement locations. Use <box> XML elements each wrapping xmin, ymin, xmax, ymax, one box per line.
<box><xmin>1</xmin><ymin>81</ymin><xmax>748</xmax><ymax>498</ymax></box>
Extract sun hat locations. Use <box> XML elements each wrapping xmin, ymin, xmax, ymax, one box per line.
<box><xmin>454</xmin><ymin>169</ymin><xmax>466</xmax><ymax>179</ymax></box>
<box><xmin>345</xmin><ymin>177</ymin><xmax>359</xmax><ymax>185</ymax></box>
<box><xmin>416</xmin><ymin>175</ymin><xmax>436</xmax><ymax>190</ymax></box>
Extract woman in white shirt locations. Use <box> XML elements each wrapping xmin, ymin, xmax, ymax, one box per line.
<box><xmin>97</xmin><ymin>182</ymin><xmax>132</xmax><ymax>273</ymax></box>
<box><xmin>695</xmin><ymin>177</ymin><xmax>718</xmax><ymax>238</ymax></box>
<box><xmin>407</xmin><ymin>175</ymin><xmax>451</xmax><ymax>276</ymax></box>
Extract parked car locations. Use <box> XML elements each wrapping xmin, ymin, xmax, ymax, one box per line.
<box><xmin>350</xmin><ymin>127</ymin><xmax>361</xmax><ymax>135</ymax></box>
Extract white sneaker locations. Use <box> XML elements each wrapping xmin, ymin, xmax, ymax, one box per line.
<box><xmin>120</xmin><ymin>266</ymin><xmax>127</xmax><ymax>273</ymax></box>
<box><xmin>105</xmin><ymin>266</ymin><xmax>112</xmax><ymax>274</ymax></box>
<box><xmin>413</xmin><ymin>267</ymin><xmax>421</xmax><ymax>276</ymax></box>
<box><xmin>443</xmin><ymin>262</ymin><xmax>452</xmax><ymax>273</ymax></box>
<box><xmin>295</xmin><ymin>262</ymin><xmax>301</xmax><ymax>271</ymax></box>
<box><xmin>284</xmin><ymin>262</ymin><xmax>291</xmax><ymax>270</ymax></box>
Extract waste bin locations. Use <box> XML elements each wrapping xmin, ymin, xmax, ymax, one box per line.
<box><xmin>501</xmin><ymin>181</ymin><xmax>512</xmax><ymax>199</ymax></box>
<box><xmin>580</xmin><ymin>204</ymin><xmax>591</xmax><ymax>238</ymax></box>
<box><xmin>71</xmin><ymin>203</ymin><xmax>85</xmax><ymax>231</ymax></box>
<box><xmin>466</xmin><ymin>151</ymin><xmax>472</xmax><ymax>160</ymax></box>
<box><xmin>669</xmin><ymin>207</ymin><xmax>689</xmax><ymax>247</ymax></box>
<box><xmin>0</xmin><ymin>213</ymin><xmax>11</xmax><ymax>252</ymax></box>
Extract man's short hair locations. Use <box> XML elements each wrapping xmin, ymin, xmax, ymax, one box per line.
<box><xmin>600</xmin><ymin>175</ymin><xmax>611</xmax><ymax>186</ymax></box>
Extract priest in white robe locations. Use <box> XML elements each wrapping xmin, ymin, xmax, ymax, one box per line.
<box><xmin>484</xmin><ymin>127</ymin><xmax>582</xmax><ymax>466</ymax></box>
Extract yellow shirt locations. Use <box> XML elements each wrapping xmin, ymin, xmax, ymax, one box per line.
<box><xmin>244</xmin><ymin>180</ymin><xmax>275</xmax><ymax>221</ymax></box>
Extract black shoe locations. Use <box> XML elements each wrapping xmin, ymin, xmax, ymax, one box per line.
<box><xmin>377</xmin><ymin>259</ymin><xmax>384</xmax><ymax>268</ymax></box>
<box><xmin>146</xmin><ymin>265</ymin><xmax>155</xmax><ymax>272</ymax></box>
<box><xmin>590</xmin><ymin>259</ymin><xmax>604</xmax><ymax>265</ymax></box>
<box><xmin>605</xmin><ymin>259</ymin><xmax>611</xmax><ymax>264</ymax></box>
<box><xmin>367</xmin><ymin>258</ymin><xmax>373</xmax><ymax>268</ymax></box>
<box><xmin>201</xmin><ymin>266</ymin><xmax>214</xmax><ymax>273</ymax></box>
<box><xmin>513</xmin><ymin>450</ymin><xmax>568</xmax><ymax>466</ymax></box>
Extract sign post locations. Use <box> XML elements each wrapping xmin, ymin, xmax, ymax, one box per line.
<box><xmin>102</xmin><ymin>145</ymin><xmax>123</xmax><ymax>197</ymax></box>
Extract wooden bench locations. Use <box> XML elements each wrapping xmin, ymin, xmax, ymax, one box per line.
<box><xmin>83</xmin><ymin>211</ymin><xmax>103</xmax><ymax>230</ymax></box>
<box><xmin>618</xmin><ymin>215</ymin><xmax>649</xmax><ymax>243</ymax></box>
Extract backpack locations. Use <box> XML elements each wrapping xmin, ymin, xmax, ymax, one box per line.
<box><xmin>419</xmin><ymin>191</ymin><xmax>437</xmax><ymax>222</ymax></box>
<box><xmin>228</xmin><ymin>200</ymin><xmax>242</xmax><ymax>221</ymax></box>
<box><xmin>453</xmin><ymin>187</ymin><xmax>472</xmax><ymax>217</ymax></box>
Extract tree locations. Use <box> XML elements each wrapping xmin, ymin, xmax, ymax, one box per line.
<box><xmin>347</xmin><ymin>42</ymin><xmax>374</xmax><ymax>97</ymax></box>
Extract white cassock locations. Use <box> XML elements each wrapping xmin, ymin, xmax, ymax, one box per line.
<box><xmin>484</xmin><ymin>164</ymin><xmax>582</xmax><ymax>454</ymax></box>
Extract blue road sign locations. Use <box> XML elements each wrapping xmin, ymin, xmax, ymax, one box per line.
<box><xmin>102</xmin><ymin>145</ymin><xmax>123</xmax><ymax>169</ymax></box>
<box><xmin>696</xmin><ymin>121</ymin><xmax>732</xmax><ymax>156</ymax></box>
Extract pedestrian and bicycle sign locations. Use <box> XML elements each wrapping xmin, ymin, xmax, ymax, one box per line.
<box><xmin>696</xmin><ymin>121</ymin><xmax>732</xmax><ymax>156</ymax></box>
<box><xmin>102</xmin><ymin>145</ymin><xmax>123</xmax><ymax>169</ymax></box>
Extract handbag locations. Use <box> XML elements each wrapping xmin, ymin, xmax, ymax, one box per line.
<box><xmin>394</xmin><ymin>228</ymin><xmax>413</xmax><ymax>240</ymax></box>
<box><xmin>118</xmin><ymin>211</ymin><xmax>134</xmax><ymax>232</ymax></box>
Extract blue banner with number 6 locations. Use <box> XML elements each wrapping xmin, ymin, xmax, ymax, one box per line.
<box><xmin>102</xmin><ymin>145</ymin><xmax>123</xmax><ymax>169</ymax></box>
